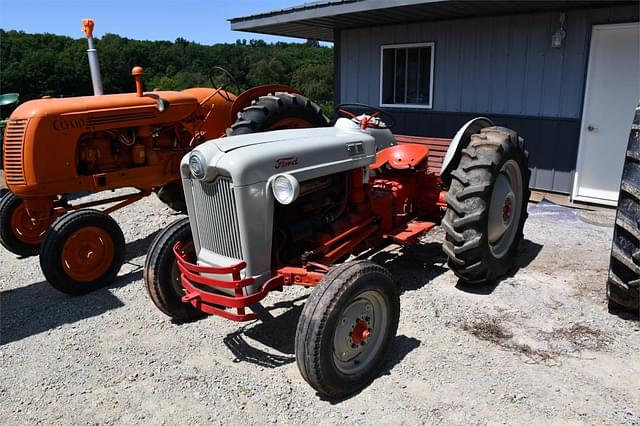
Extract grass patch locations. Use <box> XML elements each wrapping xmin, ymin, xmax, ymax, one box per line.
<box><xmin>462</xmin><ymin>316</ymin><xmax>612</xmax><ymax>364</ymax></box>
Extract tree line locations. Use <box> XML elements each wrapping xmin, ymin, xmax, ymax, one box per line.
<box><xmin>0</xmin><ymin>30</ymin><xmax>334</xmax><ymax>115</ymax></box>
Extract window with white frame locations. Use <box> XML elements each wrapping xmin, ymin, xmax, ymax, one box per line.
<box><xmin>380</xmin><ymin>42</ymin><xmax>434</xmax><ymax>108</ymax></box>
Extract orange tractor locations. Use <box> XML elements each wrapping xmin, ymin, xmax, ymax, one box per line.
<box><xmin>0</xmin><ymin>20</ymin><xmax>328</xmax><ymax>294</ymax></box>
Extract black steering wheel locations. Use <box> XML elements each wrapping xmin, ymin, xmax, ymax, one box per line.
<box><xmin>208</xmin><ymin>66</ymin><xmax>240</xmax><ymax>100</ymax></box>
<box><xmin>335</xmin><ymin>103</ymin><xmax>396</xmax><ymax>129</ymax></box>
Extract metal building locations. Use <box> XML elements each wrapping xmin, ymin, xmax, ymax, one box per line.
<box><xmin>231</xmin><ymin>1</ymin><xmax>639</xmax><ymax>205</ymax></box>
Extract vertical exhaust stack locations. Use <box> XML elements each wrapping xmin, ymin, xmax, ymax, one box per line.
<box><xmin>81</xmin><ymin>19</ymin><xmax>104</xmax><ymax>96</ymax></box>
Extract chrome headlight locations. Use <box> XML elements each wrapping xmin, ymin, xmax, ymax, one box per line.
<box><xmin>272</xmin><ymin>174</ymin><xmax>300</xmax><ymax>205</ymax></box>
<box><xmin>188</xmin><ymin>151</ymin><xmax>207</xmax><ymax>180</ymax></box>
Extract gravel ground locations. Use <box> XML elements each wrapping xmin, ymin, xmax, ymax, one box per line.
<box><xmin>1</xmin><ymin>190</ymin><xmax>639</xmax><ymax>425</ymax></box>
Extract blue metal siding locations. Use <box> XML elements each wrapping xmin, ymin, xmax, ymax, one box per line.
<box><xmin>339</xmin><ymin>5</ymin><xmax>639</xmax><ymax>193</ymax></box>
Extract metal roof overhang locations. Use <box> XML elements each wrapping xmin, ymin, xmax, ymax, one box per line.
<box><xmin>229</xmin><ymin>0</ymin><xmax>633</xmax><ymax>42</ymax></box>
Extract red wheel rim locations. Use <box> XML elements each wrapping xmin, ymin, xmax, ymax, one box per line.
<box><xmin>9</xmin><ymin>202</ymin><xmax>50</xmax><ymax>245</ymax></box>
<box><xmin>60</xmin><ymin>226</ymin><xmax>115</xmax><ymax>282</ymax></box>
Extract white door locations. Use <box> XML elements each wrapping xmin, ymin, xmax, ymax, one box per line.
<box><xmin>573</xmin><ymin>22</ymin><xmax>640</xmax><ymax>206</ymax></box>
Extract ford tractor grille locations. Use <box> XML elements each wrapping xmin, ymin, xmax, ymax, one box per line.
<box><xmin>192</xmin><ymin>177</ymin><xmax>243</xmax><ymax>260</ymax></box>
<box><xmin>3</xmin><ymin>119</ymin><xmax>27</xmax><ymax>185</ymax></box>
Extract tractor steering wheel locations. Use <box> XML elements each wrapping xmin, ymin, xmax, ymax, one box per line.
<box><xmin>208</xmin><ymin>66</ymin><xmax>240</xmax><ymax>100</ymax></box>
<box><xmin>335</xmin><ymin>103</ymin><xmax>396</xmax><ymax>129</ymax></box>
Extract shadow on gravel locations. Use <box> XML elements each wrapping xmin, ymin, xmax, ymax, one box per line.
<box><xmin>320</xmin><ymin>335</ymin><xmax>421</xmax><ymax>403</ymax></box>
<box><xmin>222</xmin><ymin>296</ymin><xmax>308</xmax><ymax>368</ymax></box>
<box><xmin>370</xmin><ymin>242</ymin><xmax>449</xmax><ymax>294</ymax></box>
<box><xmin>607</xmin><ymin>307</ymin><xmax>639</xmax><ymax>321</ymax></box>
<box><xmin>124</xmin><ymin>229</ymin><xmax>161</xmax><ymax>262</ymax></box>
<box><xmin>0</xmin><ymin>269</ymin><xmax>141</xmax><ymax>346</ymax></box>
<box><xmin>455</xmin><ymin>238</ymin><xmax>543</xmax><ymax>295</ymax></box>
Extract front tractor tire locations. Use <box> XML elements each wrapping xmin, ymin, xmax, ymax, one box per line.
<box><xmin>0</xmin><ymin>191</ymin><xmax>53</xmax><ymax>257</ymax></box>
<box><xmin>442</xmin><ymin>127</ymin><xmax>531</xmax><ymax>284</ymax></box>
<box><xmin>227</xmin><ymin>92</ymin><xmax>329</xmax><ymax>136</ymax></box>
<box><xmin>295</xmin><ymin>261</ymin><xmax>400</xmax><ymax>398</ymax></box>
<box><xmin>144</xmin><ymin>218</ymin><xmax>206</xmax><ymax>321</ymax></box>
<box><xmin>39</xmin><ymin>209</ymin><xmax>125</xmax><ymax>295</ymax></box>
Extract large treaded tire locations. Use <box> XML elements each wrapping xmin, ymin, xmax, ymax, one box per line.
<box><xmin>295</xmin><ymin>260</ymin><xmax>400</xmax><ymax>398</ymax></box>
<box><xmin>144</xmin><ymin>218</ymin><xmax>206</xmax><ymax>321</ymax></box>
<box><xmin>607</xmin><ymin>105</ymin><xmax>640</xmax><ymax>315</ymax></box>
<box><xmin>227</xmin><ymin>92</ymin><xmax>328</xmax><ymax>136</ymax></box>
<box><xmin>40</xmin><ymin>209</ymin><xmax>125</xmax><ymax>295</ymax></box>
<box><xmin>442</xmin><ymin>127</ymin><xmax>531</xmax><ymax>284</ymax></box>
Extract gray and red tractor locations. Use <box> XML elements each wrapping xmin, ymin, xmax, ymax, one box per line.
<box><xmin>144</xmin><ymin>104</ymin><xmax>530</xmax><ymax>397</ymax></box>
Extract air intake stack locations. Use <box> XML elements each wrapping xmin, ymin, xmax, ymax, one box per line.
<box><xmin>81</xmin><ymin>19</ymin><xmax>104</xmax><ymax>96</ymax></box>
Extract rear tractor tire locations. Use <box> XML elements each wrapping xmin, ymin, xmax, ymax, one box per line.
<box><xmin>442</xmin><ymin>127</ymin><xmax>531</xmax><ymax>284</ymax></box>
<box><xmin>607</xmin><ymin>104</ymin><xmax>640</xmax><ymax>315</ymax></box>
<box><xmin>155</xmin><ymin>182</ymin><xmax>187</xmax><ymax>214</ymax></box>
<box><xmin>227</xmin><ymin>92</ymin><xmax>329</xmax><ymax>136</ymax></box>
<box><xmin>0</xmin><ymin>191</ymin><xmax>53</xmax><ymax>257</ymax></box>
<box><xmin>144</xmin><ymin>218</ymin><xmax>206</xmax><ymax>321</ymax></box>
<box><xmin>39</xmin><ymin>209</ymin><xmax>125</xmax><ymax>295</ymax></box>
<box><xmin>295</xmin><ymin>261</ymin><xmax>400</xmax><ymax>398</ymax></box>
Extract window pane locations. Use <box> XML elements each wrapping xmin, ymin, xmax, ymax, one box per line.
<box><xmin>407</xmin><ymin>48</ymin><xmax>419</xmax><ymax>104</ymax></box>
<box><xmin>381</xmin><ymin>44</ymin><xmax>433</xmax><ymax>106</ymax></box>
<box><xmin>395</xmin><ymin>48</ymin><xmax>406</xmax><ymax>104</ymax></box>
<box><xmin>382</xmin><ymin>49</ymin><xmax>395</xmax><ymax>104</ymax></box>
<box><xmin>418</xmin><ymin>47</ymin><xmax>431</xmax><ymax>105</ymax></box>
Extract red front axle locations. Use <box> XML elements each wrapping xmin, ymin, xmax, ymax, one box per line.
<box><xmin>173</xmin><ymin>242</ymin><xmax>324</xmax><ymax>321</ymax></box>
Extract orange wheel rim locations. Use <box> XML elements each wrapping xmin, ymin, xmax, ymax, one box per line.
<box><xmin>10</xmin><ymin>202</ymin><xmax>50</xmax><ymax>245</ymax></box>
<box><xmin>267</xmin><ymin>117</ymin><xmax>313</xmax><ymax>131</ymax></box>
<box><xmin>61</xmin><ymin>226</ymin><xmax>115</xmax><ymax>282</ymax></box>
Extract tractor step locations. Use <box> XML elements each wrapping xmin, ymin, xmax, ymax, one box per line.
<box><xmin>386</xmin><ymin>220</ymin><xmax>436</xmax><ymax>245</ymax></box>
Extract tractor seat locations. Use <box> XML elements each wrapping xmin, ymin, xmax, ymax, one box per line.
<box><xmin>370</xmin><ymin>144</ymin><xmax>430</xmax><ymax>170</ymax></box>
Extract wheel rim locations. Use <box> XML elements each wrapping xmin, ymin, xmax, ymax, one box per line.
<box><xmin>266</xmin><ymin>117</ymin><xmax>313</xmax><ymax>131</ymax></box>
<box><xmin>10</xmin><ymin>202</ymin><xmax>49</xmax><ymax>245</ymax></box>
<box><xmin>171</xmin><ymin>240</ymin><xmax>194</xmax><ymax>294</ymax></box>
<box><xmin>332</xmin><ymin>290</ymin><xmax>389</xmax><ymax>376</ymax></box>
<box><xmin>487</xmin><ymin>159</ymin><xmax>523</xmax><ymax>259</ymax></box>
<box><xmin>61</xmin><ymin>226</ymin><xmax>115</xmax><ymax>282</ymax></box>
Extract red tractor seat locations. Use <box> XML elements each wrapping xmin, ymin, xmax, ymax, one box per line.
<box><xmin>370</xmin><ymin>144</ymin><xmax>430</xmax><ymax>170</ymax></box>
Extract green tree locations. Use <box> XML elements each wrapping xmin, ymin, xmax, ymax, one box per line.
<box><xmin>0</xmin><ymin>29</ymin><xmax>334</xmax><ymax>107</ymax></box>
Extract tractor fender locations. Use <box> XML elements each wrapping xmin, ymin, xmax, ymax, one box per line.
<box><xmin>229</xmin><ymin>84</ymin><xmax>301</xmax><ymax>123</ymax></box>
<box><xmin>441</xmin><ymin>117</ymin><xmax>494</xmax><ymax>181</ymax></box>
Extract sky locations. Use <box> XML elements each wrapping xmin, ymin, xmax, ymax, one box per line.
<box><xmin>0</xmin><ymin>0</ymin><xmax>317</xmax><ymax>44</ymax></box>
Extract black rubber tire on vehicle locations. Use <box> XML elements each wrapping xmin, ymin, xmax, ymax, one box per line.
<box><xmin>144</xmin><ymin>217</ymin><xmax>206</xmax><ymax>321</ymax></box>
<box><xmin>0</xmin><ymin>191</ymin><xmax>47</xmax><ymax>257</ymax></box>
<box><xmin>40</xmin><ymin>209</ymin><xmax>125</xmax><ymax>295</ymax></box>
<box><xmin>226</xmin><ymin>92</ymin><xmax>329</xmax><ymax>136</ymax></box>
<box><xmin>607</xmin><ymin>105</ymin><xmax>640</xmax><ymax>315</ymax></box>
<box><xmin>155</xmin><ymin>182</ymin><xmax>187</xmax><ymax>214</ymax></box>
<box><xmin>442</xmin><ymin>126</ymin><xmax>531</xmax><ymax>284</ymax></box>
<box><xmin>295</xmin><ymin>260</ymin><xmax>400</xmax><ymax>398</ymax></box>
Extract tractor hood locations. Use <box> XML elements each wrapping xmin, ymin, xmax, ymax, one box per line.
<box><xmin>10</xmin><ymin>91</ymin><xmax>199</xmax><ymax>119</ymax></box>
<box><xmin>214</xmin><ymin>127</ymin><xmax>344</xmax><ymax>153</ymax></box>
<box><xmin>182</xmin><ymin>124</ymin><xmax>385</xmax><ymax>187</ymax></box>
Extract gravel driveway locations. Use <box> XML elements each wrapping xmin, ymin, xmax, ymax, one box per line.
<box><xmin>1</xmin><ymin>192</ymin><xmax>638</xmax><ymax>425</ymax></box>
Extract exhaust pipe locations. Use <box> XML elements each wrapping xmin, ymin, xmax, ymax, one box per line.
<box><xmin>81</xmin><ymin>19</ymin><xmax>104</xmax><ymax>96</ymax></box>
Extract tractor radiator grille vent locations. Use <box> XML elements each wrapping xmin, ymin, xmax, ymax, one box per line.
<box><xmin>3</xmin><ymin>119</ymin><xmax>27</xmax><ymax>185</ymax></box>
<box><xmin>86</xmin><ymin>111</ymin><xmax>156</xmax><ymax>127</ymax></box>
<box><xmin>191</xmin><ymin>177</ymin><xmax>243</xmax><ymax>260</ymax></box>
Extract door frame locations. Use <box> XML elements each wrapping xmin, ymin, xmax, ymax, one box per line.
<box><xmin>572</xmin><ymin>22</ymin><xmax>639</xmax><ymax>206</ymax></box>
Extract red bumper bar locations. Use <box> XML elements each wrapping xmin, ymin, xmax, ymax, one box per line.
<box><xmin>173</xmin><ymin>242</ymin><xmax>285</xmax><ymax>321</ymax></box>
